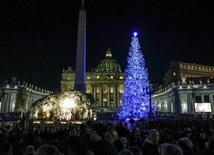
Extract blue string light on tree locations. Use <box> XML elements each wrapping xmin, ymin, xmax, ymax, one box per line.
<box><xmin>117</xmin><ymin>31</ymin><xmax>153</xmax><ymax>121</ymax></box>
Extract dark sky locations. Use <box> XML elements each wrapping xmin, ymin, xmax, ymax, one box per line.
<box><xmin>0</xmin><ymin>0</ymin><xmax>213</xmax><ymax>91</ymax></box>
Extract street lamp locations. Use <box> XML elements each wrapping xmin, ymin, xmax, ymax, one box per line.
<box><xmin>148</xmin><ymin>86</ymin><xmax>154</xmax><ymax>119</ymax></box>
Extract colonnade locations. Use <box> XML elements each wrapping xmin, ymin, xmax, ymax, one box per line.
<box><xmin>88</xmin><ymin>84</ymin><xmax>123</xmax><ymax>107</ymax></box>
<box><xmin>153</xmin><ymin>85</ymin><xmax>214</xmax><ymax>114</ymax></box>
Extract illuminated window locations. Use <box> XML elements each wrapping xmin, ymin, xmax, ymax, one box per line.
<box><xmin>118</xmin><ymin>85</ymin><xmax>124</xmax><ymax>93</ymax></box>
<box><xmin>87</xmin><ymin>76</ymin><xmax>90</xmax><ymax>79</ymax></box>
<box><xmin>67</xmin><ymin>86</ymin><xmax>72</xmax><ymax>91</ymax></box>
<box><xmin>67</xmin><ymin>76</ymin><xmax>70</xmax><ymax>80</ymax></box>
<box><xmin>103</xmin><ymin>99</ymin><xmax>107</xmax><ymax>107</ymax></box>
<box><xmin>120</xmin><ymin>76</ymin><xmax>123</xmax><ymax>79</ymax></box>
<box><xmin>86</xmin><ymin>86</ymin><xmax>91</xmax><ymax>93</ymax></box>
<box><xmin>111</xmin><ymin>102</ymin><xmax>114</xmax><ymax>107</ymax></box>
<box><xmin>103</xmin><ymin>86</ymin><xmax>108</xmax><ymax>94</ymax></box>
<box><xmin>173</xmin><ymin>72</ymin><xmax>176</xmax><ymax>76</ymax></box>
<box><xmin>110</xmin><ymin>87</ymin><xmax>113</xmax><ymax>93</ymax></box>
<box><xmin>97</xmin><ymin>87</ymin><xmax>100</xmax><ymax>93</ymax></box>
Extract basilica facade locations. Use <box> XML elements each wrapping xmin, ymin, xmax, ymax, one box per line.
<box><xmin>60</xmin><ymin>47</ymin><xmax>125</xmax><ymax>112</ymax></box>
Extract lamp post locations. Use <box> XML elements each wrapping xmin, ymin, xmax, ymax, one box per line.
<box><xmin>148</xmin><ymin>86</ymin><xmax>154</xmax><ymax>119</ymax></box>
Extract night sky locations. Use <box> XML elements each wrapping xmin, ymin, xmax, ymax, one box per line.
<box><xmin>0</xmin><ymin>0</ymin><xmax>213</xmax><ymax>91</ymax></box>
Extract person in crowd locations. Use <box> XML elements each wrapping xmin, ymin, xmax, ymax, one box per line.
<box><xmin>105</xmin><ymin>123</ymin><xmax>119</xmax><ymax>143</ymax></box>
<box><xmin>178</xmin><ymin>137</ymin><xmax>196</xmax><ymax>155</ymax></box>
<box><xmin>128</xmin><ymin>146</ymin><xmax>143</xmax><ymax>155</ymax></box>
<box><xmin>162</xmin><ymin>144</ymin><xmax>183</xmax><ymax>155</ymax></box>
<box><xmin>158</xmin><ymin>143</ymin><xmax>171</xmax><ymax>155</ymax></box>
<box><xmin>115</xmin><ymin>121</ymin><xmax>130</xmax><ymax>140</ymax></box>
<box><xmin>80</xmin><ymin>121</ymin><xmax>94</xmax><ymax>142</ymax></box>
<box><xmin>87</xmin><ymin>122</ymin><xmax>118</xmax><ymax>155</ymax></box>
<box><xmin>26</xmin><ymin>145</ymin><xmax>36</xmax><ymax>155</ymax></box>
<box><xmin>33</xmin><ymin>136</ymin><xmax>42</xmax><ymax>151</ymax></box>
<box><xmin>205</xmin><ymin>128</ymin><xmax>214</xmax><ymax>141</ymax></box>
<box><xmin>198</xmin><ymin>133</ymin><xmax>206</xmax><ymax>152</ymax></box>
<box><xmin>36</xmin><ymin>144</ymin><xmax>61</xmax><ymax>155</ymax></box>
<box><xmin>129</xmin><ymin>128</ymin><xmax>143</xmax><ymax>150</ymax></box>
<box><xmin>142</xmin><ymin>129</ymin><xmax>160</xmax><ymax>155</ymax></box>
<box><xmin>114</xmin><ymin>137</ymin><xmax>129</xmax><ymax>152</ymax></box>
<box><xmin>201</xmin><ymin>139</ymin><xmax>214</xmax><ymax>155</ymax></box>
<box><xmin>12</xmin><ymin>135</ymin><xmax>26</xmax><ymax>155</ymax></box>
<box><xmin>62</xmin><ymin>134</ymin><xmax>94</xmax><ymax>155</ymax></box>
<box><xmin>0</xmin><ymin>141</ymin><xmax>13</xmax><ymax>155</ymax></box>
<box><xmin>118</xmin><ymin>149</ymin><xmax>134</xmax><ymax>155</ymax></box>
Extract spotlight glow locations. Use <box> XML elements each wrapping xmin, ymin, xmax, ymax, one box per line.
<box><xmin>62</xmin><ymin>98</ymin><xmax>76</xmax><ymax>108</ymax></box>
<box><xmin>133</xmin><ymin>32</ymin><xmax>137</xmax><ymax>36</ymax></box>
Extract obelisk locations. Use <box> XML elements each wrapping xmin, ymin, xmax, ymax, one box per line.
<box><xmin>74</xmin><ymin>0</ymin><xmax>86</xmax><ymax>93</ymax></box>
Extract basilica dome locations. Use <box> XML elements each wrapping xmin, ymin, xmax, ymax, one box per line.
<box><xmin>95</xmin><ymin>47</ymin><xmax>122</xmax><ymax>73</ymax></box>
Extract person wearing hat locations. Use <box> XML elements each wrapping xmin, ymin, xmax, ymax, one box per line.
<box><xmin>178</xmin><ymin>137</ymin><xmax>196</xmax><ymax>155</ymax></box>
<box><xmin>87</xmin><ymin>123</ymin><xmax>118</xmax><ymax>155</ymax></box>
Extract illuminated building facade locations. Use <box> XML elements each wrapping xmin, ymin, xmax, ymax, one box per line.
<box><xmin>61</xmin><ymin>47</ymin><xmax>124</xmax><ymax>112</ymax></box>
<box><xmin>152</xmin><ymin>61</ymin><xmax>214</xmax><ymax>114</ymax></box>
<box><xmin>0</xmin><ymin>77</ymin><xmax>50</xmax><ymax>114</ymax></box>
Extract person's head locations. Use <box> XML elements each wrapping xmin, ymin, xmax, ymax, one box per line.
<box><xmin>200</xmin><ymin>133</ymin><xmax>205</xmax><ymax>139</ymax></box>
<box><xmin>148</xmin><ymin>129</ymin><xmax>159</xmax><ymax>145</ymax></box>
<box><xmin>63</xmin><ymin>135</ymin><xmax>90</xmax><ymax>155</ymax></box>
<box><xmin>85</xmin><ymin>120</ymin><xmax>94</xmax><ymax>134</ymax></box>
<box><xmin>205</xmin><ymin>128</ymin><xmax>214</xmax><ymax>140</ymax></box>
<box><xmin>26</xmin><ymin>145</ymin><xmax>35</xmax><ymax>155</ymax></box>
<box><xmin>158</xmin><ymin>143</ymin><xmax>171</xmax><ymax>154</ymax></box>
<box><xmin>179</xmin><ymin>137</ymin><xmax>193</xmax><ymax>149</ymax></box>
<box><xmin>36</xmin><ymin>145</ymin><xmax>61</xmax><ymax>155</ymax></box>
<box><xmin>120</xmin><ymin>137</ymin><xmax>128</xmax><ymax>149</ymax></box>
<box><xmin>108</xmin><ymin>123</ymin><xmax>115</xmax><ymax>131</ymax></box>
<box><xmin>118</xmin><ymin>149</ymin><xmax>133</xmax><ymax>155</ymax></box>
<box><xmin>162</xmin><ymin>144</ymin><xmax>183</xmax><ymax>155</ymax></box>
<box><xmin>128</xmin><ymin>146</ymin><xmax>143</xmax><ymax>155</ymax></box>
<box><xmin>90</xmin><ymin>123</ymin><xmax>107</xmax><ymax>142</ymax></box>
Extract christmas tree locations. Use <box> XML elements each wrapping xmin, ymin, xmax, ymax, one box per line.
<box><xmin>118</xmin><ymin>32</ymin><xmax>151</xmax><ymax>120</ymax></box>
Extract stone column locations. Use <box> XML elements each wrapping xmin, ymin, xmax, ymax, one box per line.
<box><xmin>117</xmin><ymin>86</ymin><xmax>120</xmax><ymax>107</ymax></box>
<box><xmin>173</xmin><ymin>89</ymin><xmax>180</xmax><ymax>113</ymax></box>
<box><xmin>93</xmin><ymin>85</ymin><xmax>97</xmax><ymax>106</ymax></box>
<box><xmin>170</xmin><ymin>96</ymin><xmax>173</xmax><ymax>113</ymax></box>
<box><xmin>201</xmin><ymin>94</ymin><xmax>204</xmax><ymax>103</ymax></box>
<box><xmin>107</xmin><ymin>86</ymin><xmax>110</xmax><ymax>106</ymax></box>
<box><xmin>187</xmin><ymin>94</ymin><xmax>193</xmax><ymax>114</ymax></box>
<box><xmin>99</xmin><ymin>86</ymin><xmax>102</xmax><ymax>107</ymax></box>
<box><xmin>9</xmin><ymin>93</ymin><xmax>14</xmax><ymax>112</ymax></box>
<box><xmin>113</xmin><ymin>86</ymin><xmax>116</xmax><ymax>107</ymax></box>
<box><xmin>0</xmin><ymin>93</ymin><xmax>4</xmax><ymax>113</ymax></box>
<box><xmin>209</xmin><ymin>94</ymin><xmax>214</xmax><ymax>114</ymax></box>
<box><xmin>4</xmin><ymin>93</ymin><xmax>9</xmax><ymax>113</ymax></box>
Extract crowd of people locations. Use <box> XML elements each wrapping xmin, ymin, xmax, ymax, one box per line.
<box><xmin>1</xmin><ymin>114</ymin><xmax>214</xmax><ymax>155</ymax></box>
